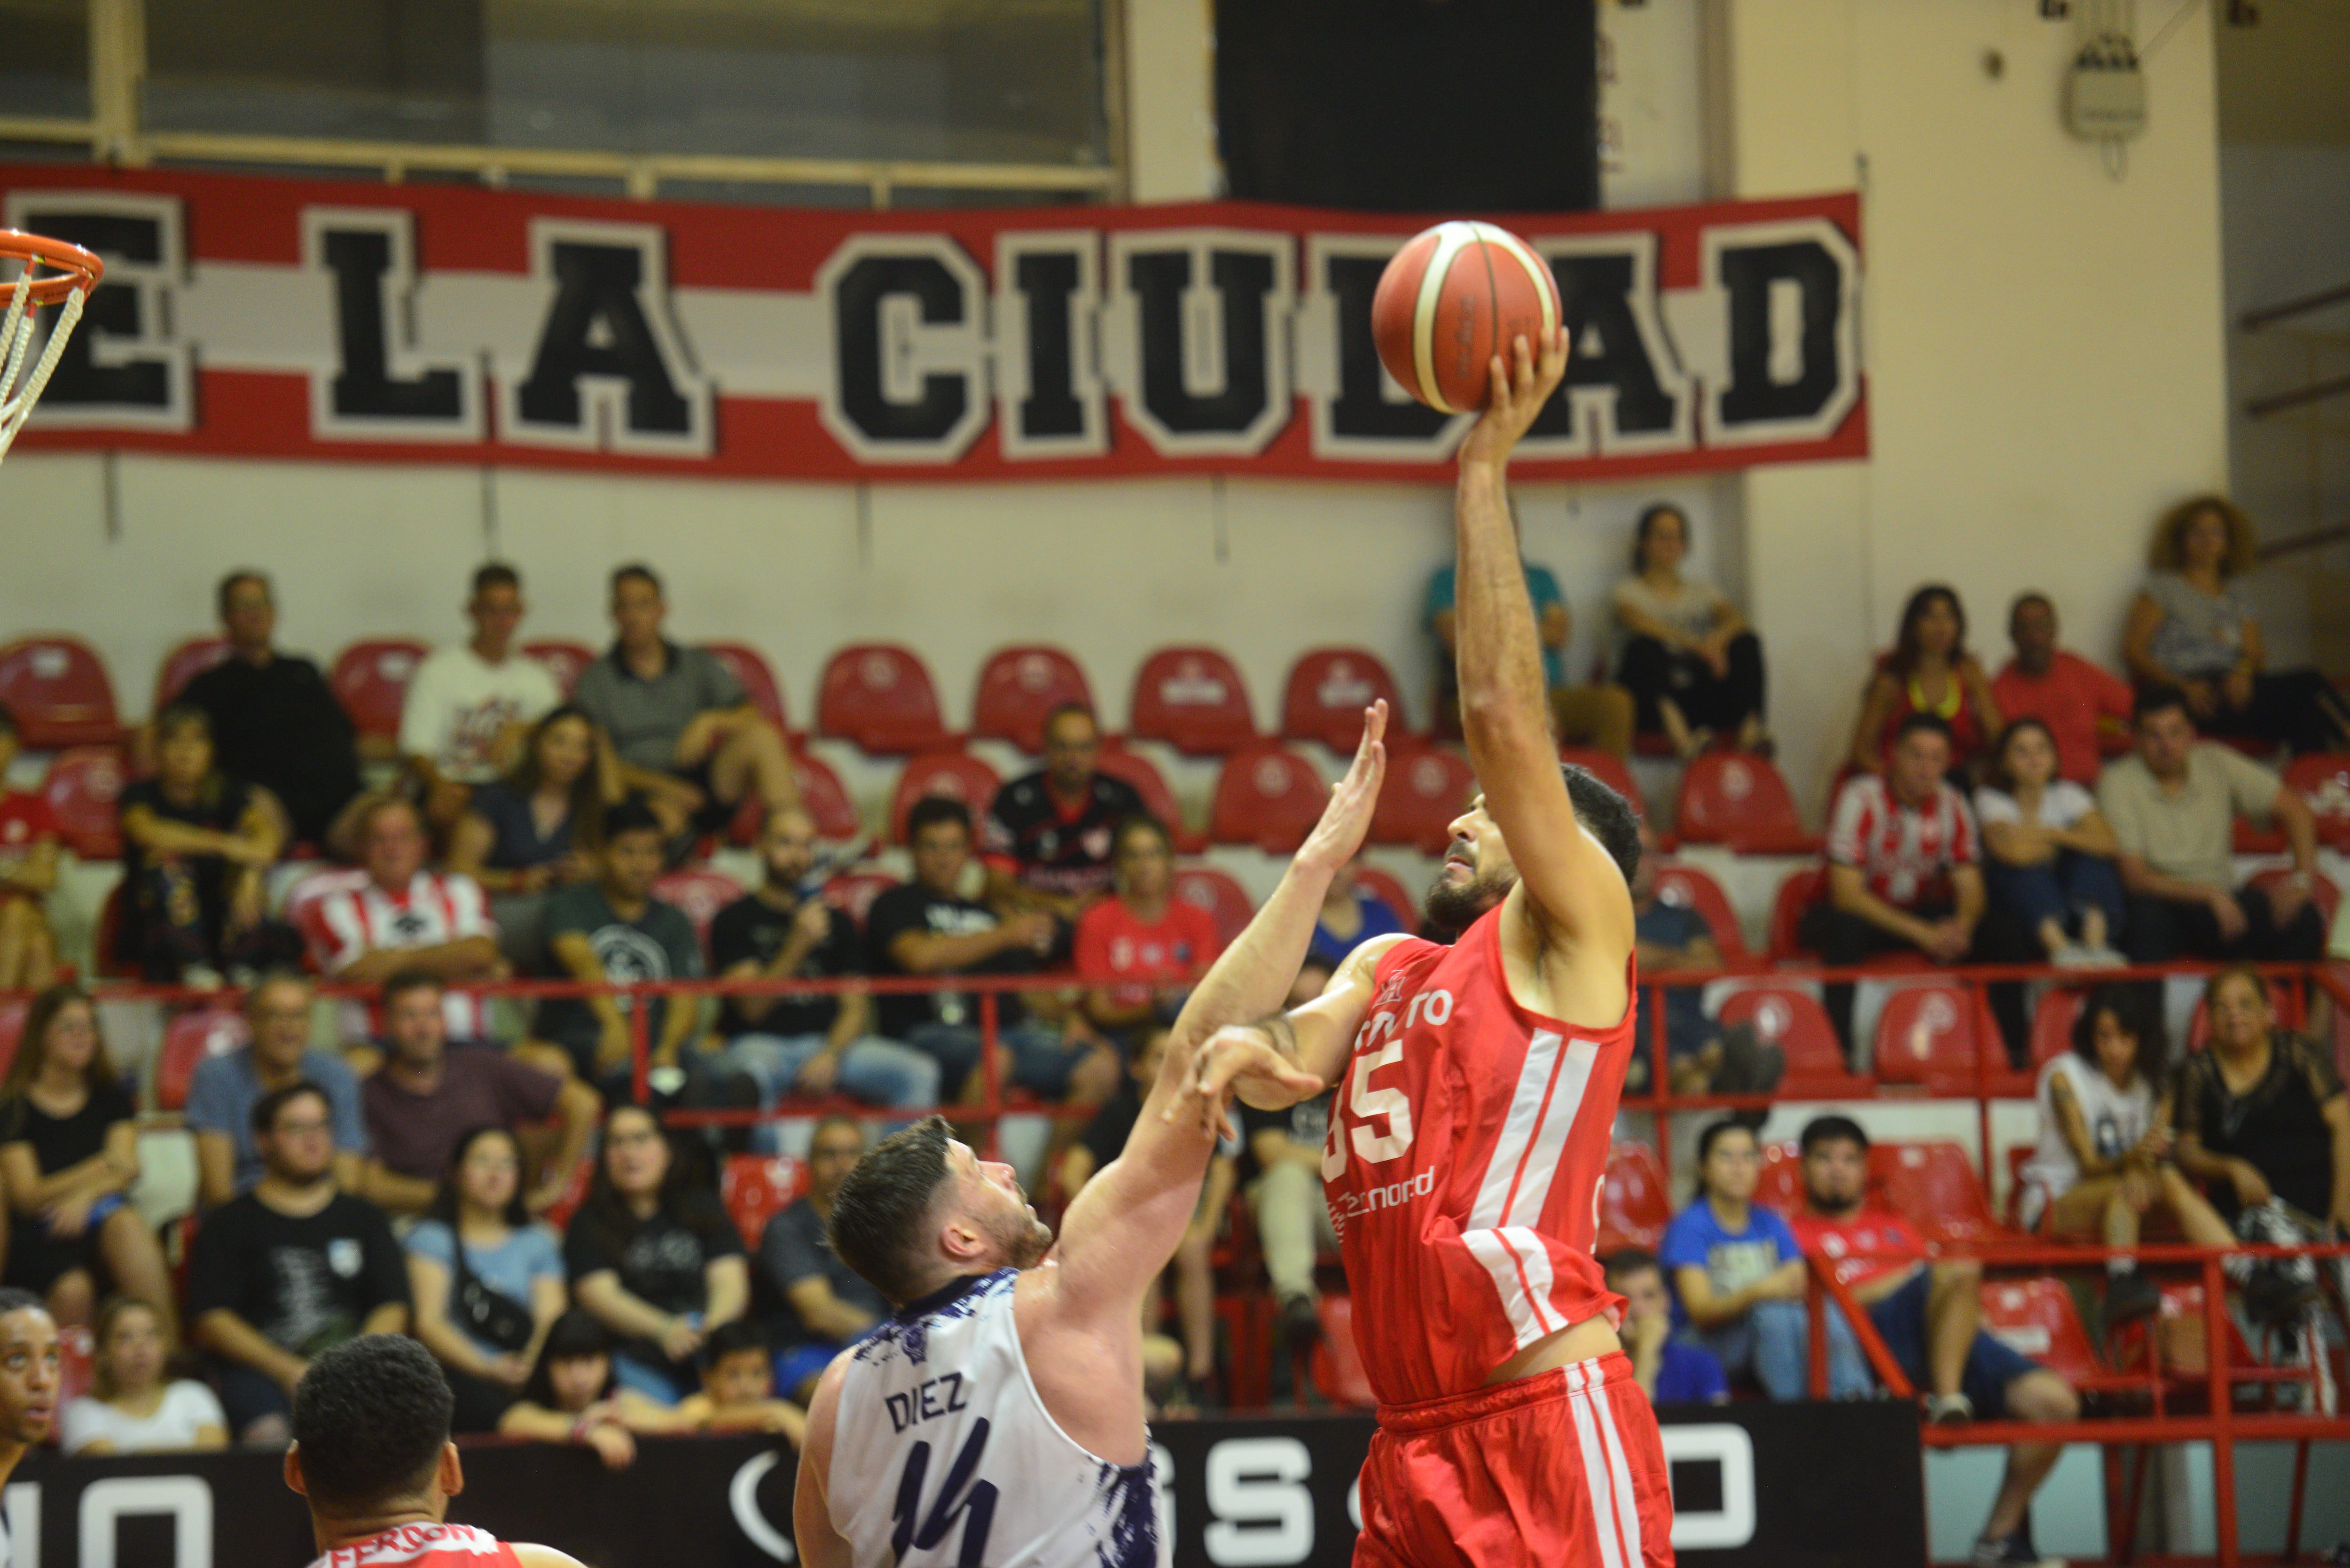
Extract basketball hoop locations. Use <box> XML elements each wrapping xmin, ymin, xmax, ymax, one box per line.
<box><xmin>0</xmin><ymin>229</ymin><xmax>105</xmax><ymax>464</ymax></box>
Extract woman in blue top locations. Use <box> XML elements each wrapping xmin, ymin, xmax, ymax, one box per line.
<box><xmin>1306</xmin><ymin>858</ymin><xmax>1407</xmax><ymax>970</ymax></box>
<box><xmin>406</xmin><ymin>1124</ymin><xmax>567</xmax><ymax>1432</ymax></box>
<box><xmin>1657</xmin><ymin>1119</ymin><xmax>1813</xmax><ymax>1401</ymax></box>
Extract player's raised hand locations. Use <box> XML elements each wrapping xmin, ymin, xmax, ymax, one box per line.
<box><xmin>1297</xmin><ymin>699</ymin><xmax>1388</xmax><ymax>876</ymax></box>
<box><xmin>1458</xmin><ymin>324</ymin><xmax>1569</xmax><ymax>469</ymax></box>
<box><xmin>1172</xmin><ymin>1023</ymin><xmax>1326</xmax><ymax>1141</ymax></box>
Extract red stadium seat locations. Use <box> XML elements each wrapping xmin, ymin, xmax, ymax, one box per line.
<box><xmin>1870</xmin><ymin>1140</ymin><xmax>2008</xmax><ymax>1248</ymax></box>
<box><xmin>1978</xmin><ymin>1276</ymin><xmax>2154</xmax><ymax>1396</ymax></box>
<box><xmin>42</xmin><ymin>747</ymin><xmax>125</xmax><ymax>860</ymax></box>
<box><xmin>1766</xmin><ymin>866</ymin><xmax>1827</xmax><ymax>961</ymax></box>
<box><xmin>1598</xmin><ymin>1141</ymin><xmax>1672</xmax><ymax>1252</ymax></box>
<box><xmin>702</xmin><ymin>641</ymin><xmax>789</xmax><ymax>734</ymax></box>
<box><xmin>1559</xmin><ymin>747</ymin><xmax>1639</xmax><ymax>808</ymax></box>
<box><xmin>726</xmin><ymin>749</ymin><xmax>863</xmax><ymax>847</ymax></box>
<box><xmin>1370</xmin><ymin>747</ymin><xmax>1474</xmax><ymax>854</ymax></box>
<box><xmin>56</xmin><ymin>1323</ymin><xmax>94</xmax><ymax>1409</ymax></box>
<box><xmin>1094</xmin><ymin>746</ymin><xmax>1199</xmax><ymax>851</ymax></box>
<box><xmin>154</xmin><ymin>1006</ymin><xmax>252</xmax><ymax>1112</ymax></box>
<box><xmin>1281</xmin><ymin>648</ymin><xmax>1404</xmax><ymax>753</ymax></box>
<box><xmin>153</xmin><ymin>636</ymin><xmax>230</xmax><ymax>713</ymax></box>
<box><xmin>1673</xmin><ymin>753</ymin><xmax>1817</xmax><ymax>854</ymax></box>
<box><xmin>721</xmin><ymin>1154</ymin><xmax>808</xmax><ymax>1251</ymax></box>
<box><xmin>1754</xmin><ymin>1140</ymin><xmax>1807</xmax><ymax>1215</ymax></box>
<box><xmin>1173</xmin><ymin>867</ymin><xmax>1255</xmax><ymax>948</ymax></box>
<box><xmin>1716</xmin><ymin>985</ymin><xmax>1869</xmax><ymax>1098</ymax></box>
<box><xmin>1872</xmin><ymin>982</ymin><xmax>2014</xmax><ymax>1094</ymax></box>
<box><xmin>2247</xmin><ymin>864</ymin><xmax>2341</xmax><ymax>929</ymax></box>
<box><xmin>888</xmin><ymin>751</ymin><xmax>1003</xmax><ymax>845</ymax></box>
<box><xmin>329</xmin><ymin>639</ymin><xmax>428</xmax><ymax>740</ymax></box>
<box><xmin>1354</xmin><ymin>866</ymin><xmax>1419</xmax><ymax>928</ymax></box>
<box><xmin>1308</xmin><ymin>1295</ymin><xmax>1378</xmax><ymax>1408</ymax></box>
<box><xmin>0</xmin><ymin>635</ymin><xmax>120</xmax><ymax>748</ymax></box>
<box><xmin>816</xmin><ymin>644</ymin><xmax>954</xmax><ymax>755</ymax></box>
<box><xmin>972</xmin><ymin>645</ymin><xmax>1094</xmax><ymax>753</ymax></box>
<box><xmin>652</xmin><ymin>866</ymin><xmax>745</xmax><ymax>958</ymax></box>
<box><xmin>823</xmin><ymin>870</ymin><xmax>901</xmax><ymax>931</ymax></box>
<box><xmin>2029</xmin><ymin>987</ymin><xmax>2088</xmax><ymax>1071</ymax></box>
<box><xmin>1209</xmin><ymin>745</ymin><xmax>1327</xmax><ymax>854</ymax></box>
<box><xmin>1129</xmin><ymin>646</ymin><xmax>1257</xmax><ymax>755</ymax></box>
<box><xmin>523</xmin><ymin>639</ymin><xmax>596</xmax><ymax>697</ymax></box>
<box><xmin>1649</xmin><ymin>862</ymin><xmax>1747</xmax><ymax>963</ymax></box>
<box><xmin>2284</xmin><ymin>753</ymin><xmax>2350</xmax><ymax>850</ymax></box>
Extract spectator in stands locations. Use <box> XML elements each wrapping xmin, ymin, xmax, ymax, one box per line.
<box><xmin>534</xmin><ymin>798</ymin><xmax>706</xmax><ymax>1100</ymax></box>
<box><xmin>360</xmin><ymin>972</ymin><xmax>596</xmax><ymax>1217</ymax></box>
<box><xmin>983</xmin><ymin>703</ymin><xmax>1145</xmax><ymax>924</ymax></box>
<box><xmin>1076</xmin><ymin>816</ymin><xmax>1223</xmax><ymax>1038</ymax></box>
<box><xmin>58</xmin><ymin>1297</ymin><xmax>228</xmax><ymax>1455</ymax></box>
<box><xmin>1428</xmin><ymin>527</ymin><xmax>1634</xmax><ymax>757</ymax></box>
<box><xmin>1793</xmin><ymin>1114</ymin><xmax>2079</xmax><ymax>1568</ymax></box>
<box><xmin>1992</xmin><ymin>594</ymin><xmax>2131</xmax><ymax>786</ymax></box>
<box><xmin>1975</xmin><ymin>718</ymin><xmax>2126</xmax><ymax>966</ymax></box>
<box><xmin>2124</xmin><ymin>496</ymin><xmax>2350</xmax><ymax>754</ymax></box>
<box><xmin>405</xmin><ymin>1124</ymin><xmax>567</xmax><ymax>1433</ymax></box>
<box><xmin>177</xmin><ymin>570</ymin><xmax>364</xmax><ymax>851</ymax></box>
<box><xmin>714</xmin><ymin>809</ymin><xmax>938</xmax><ymax>1134</ymax></box>
<box><xmin>1804</xmin><ymin>714</ymin><xmax>2036</xmax><ymax>1058</ymax></box>
<box><xmin>1240</xmin><ymin>961</ymin><xmax>1340</xmax><ymax>1361</ymax></box>
<box><xmin>1308</xmin><ymin>857</ymin><xmax>1407</xmax><ymax>971</ymax></box>
<box><xmin>1603</xmin><ymin>1249</ymin><xmax>1728</xmax><ymax>1406</ymax></box>
<box><xmin>671</xmin><ymin>1319</ymin><xmax>806</xmax><ymax>1440</ymax></box>
<box><xmin>399</xmin><ymin>563</ymin><xmax>562</xmax><ymax>836</ymax></box>
<box><xmin>758</xmin><ymin>1117</ymin><xmax>886</xmax><ymax>1405</ymax></box>
<box><xmin>571</xmin><ymin>563</ymin><xmax>798</xmax><ymax>842</ymax></box>
<box><xmin>2173</xmin><ymin>967</ymin><xmax>2350</xmax><ymax>1319</ymax></box>
<box><xmin>188</xmin><ymin>971</ymin><xmax>366</xmax><ymax>1207</ymax></box>
<box><xmin>1612</xmin><ymin>502</ymin><xmax>1768</xmax><ymax>757</ymax></box>
<box><xmin>447</xmin><ymin>704</ymin><xmax>618</xmax><ymax>969</ymax></box>
<box><xmin>565</xmin><ymin>1103</ymin><xmax>749</xmax><ymax>1404</ymax></box>
<box><xmin>2017</xmin><ymin>985</ymin><xmax>2248</xmax><ymax>1329</ymax></box>
<box><xmin>1659</xmin><ymin>1119</ymin><xmax>1809</xmax><ymax>1400</ymax></box>
<box><xmin>1849</xmin><ymin>585</ymin><xmax>2002</xmax><ymax>779</ymax></box>
<box><xmin>497</xmin><ymin>1309</ymin><xmax>693</xmax><ymax>1468</ymax></box>
<box><xmin>1632</xmin><ymin>822</ymin><xmax>1778</xmax><ymax>1101</ymax></box>
<box><xmin>118</xmin><ymin>703</ymin><xmax>297</xmax><ymax>982</ymax></box>
<box><xmin>2099</xmin><ymin>687</ymin><xmax>2326</xmax><ymax>963</ymax></box>
<box><xmin>868</xmin><ymin>797</ymin><xmax>1118</xmax><ymax>1110</ymax></box>
<box><xmin>188</xmin><ymin>1081</ymin><xmax>408</xmax><ymax>1443</ymax></box>
<box><xmin>0</xmin><ymin>983</ymin><xmax>175</xmax><ymax>1332</ymax></box>
<box><xmin>0</xmin><ymin>706</ymin><xmax>60</xmax><ymax>991</ymax></box>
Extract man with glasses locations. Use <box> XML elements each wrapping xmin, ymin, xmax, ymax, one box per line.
<box><xmin>186</xmin><ymin>970</ymin><xmax>368</xmax><ymax>1207</ymax></box>
<box><xmin>982</xmin><ymin>703</ymin><xmax>1146</xmax><ymax>929</ymax></box>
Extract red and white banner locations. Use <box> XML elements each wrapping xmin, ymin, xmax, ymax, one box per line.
<box><xmin>0</xmin><ymin>166</ymin><xmax>1864</xmax><ymax>483</ymax></box>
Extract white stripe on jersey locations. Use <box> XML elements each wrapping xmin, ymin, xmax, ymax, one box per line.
<box><xmin>1459</xmin><ymin>1226</ymin><xmax>1562</xmax><ymax>1348</ymax></box>
<box><xmin>1585</xmin><ymin>1366</ymin><xmax>1647</xmax><ymax>1566</ymax></box>
<box><xmin>1468</xmin><ymin>1028</ymin><xmax>1563</xmax><ymax>1232</ymax></box>
<box><xmin>1506</xmin><ymin>1037</ymin><xmax>1599</xmax><ymax>1232</ymax></box>
<box><xmin>1563</xmin><ymin>1362</ymin><xmax>1628</xmax><ymax>1568</ymax></box>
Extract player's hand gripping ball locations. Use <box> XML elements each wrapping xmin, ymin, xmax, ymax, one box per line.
<box><xmin>1371</xmin><ymin>220</ymin><xmax>1562</xmax><ymax>414</ymax></box>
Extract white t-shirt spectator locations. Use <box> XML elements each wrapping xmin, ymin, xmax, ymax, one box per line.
<box><xmin>1824</xmin><ymin>774</ymin><xmax>1980</xmax><ymax>909</ymax></box>
<box><xmin>1973</xmin><ymin>780</ymin><xmax>2097</xmax><ymax>832</ymax></box>
<box><xmin>398</xmin><ymin>646</ymin><xmax>560</xmax><ymax>785</ymax></box>
<box><xmin>298</xmin><ymin>871</ymin><xmax>497</xmax><ymax>1038</ymax></box>
<box><xmin>60</xmin><ymin>1381</ymin><xmax>228</xmax><ymax>1454</ymax></box>
<box><xmin>2017</xmin><ymin>1053</ymin><xmax>2154</xmax><ymax>1230</ymax></box>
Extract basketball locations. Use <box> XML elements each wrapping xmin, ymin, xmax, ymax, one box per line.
<box><xmin>1370</xmin><ymin>220</ymin><xmax>1562</xmax><ymax>414</ymax></box>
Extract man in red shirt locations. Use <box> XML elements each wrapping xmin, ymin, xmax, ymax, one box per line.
<box><xmin>1075</xmin><ymin>816</ymin><xmax>1223</xmax><ymax>1038</ymax></box>
<box><xmin>1991</xmin><ymin>594</ymin><xmax>2132</xmax><ymax>785</ymax></box>
<box><xmin>0</xmin><ymin>707</ymin><xmax>60</xmax><ymax>991</ymax></box>
<box><xmin>1792</xmin><ymin>1116</ymin><xmax>2076</xmax><ymax>1568</ymax></box>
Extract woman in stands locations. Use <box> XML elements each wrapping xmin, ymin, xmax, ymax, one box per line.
<box><xmin>448</xmin><ymin>705</ymin><xmax>619</xmax><ymax>960</ymax></box>
<box><xmin>57</xmin><ymin>1296</ymin><xmax>227</xmax><ymax>1455</ymax></box>
<box><xmin>2123</xmin><ymin>495</ymin><xmax>2350</xmax><ymax>754</ymax></box>
<box><xmin>1975</xmin><ymin>718</ymin><xmax>2126</xmax><ymax>965</ymax></box>
<box><xmin>2016</xmin><ymin>985</ymin><xmax>2240</xmax><ymax>1328</ymax></box>
<box><xmin>564</xmin><ymin>1105</ymin><xmax>750</xmax><ymax>1404</ymax></box>
<box><xmin>498</xmin><ymin>1308</ymin><xmax>697</xmax><ymax>1469</ymax></box>
<box><xmin>0</xmin><ymin>983</ymin><xmax>176</xmax><ymax>1333</ymax></box>
<box><xmin>407</xmin><ymin>1125</ymin><xmax>567</xmax><ymax>1433</ymax></box>
<box><xmin>1849</xmin><ymin>584</ymin><xmax>2002</xmax><ymax>779</ymax></box>
<box><xmin>1076</xmin><ymin>815</ymin><xmax>1224</xmax><ymax>1040</ymax></box>
<box><xmin>1612</xmin><ymin>502</ymin><xmax>1770</xmax><ymax>757</ymax></box>
<box><xmin>116</xmin><ymin>703</ymin><xmax>295</xmax><ymax>982</ymax></box>
<box><xmin>1657</xmin><ymin>1119</ymin><xmax>1811</xmax><ymax>1401</ymax></box>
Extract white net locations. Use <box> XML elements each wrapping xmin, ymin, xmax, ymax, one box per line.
<box><xmin>0</xmin><ymin>256</ymin><xmax>91</xmax><ymax>463</ymax></box>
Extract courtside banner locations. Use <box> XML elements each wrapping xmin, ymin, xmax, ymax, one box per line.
<box><xmin>0</xmin><ymin>165</ymin><xmax>1864</xmax><ymax>484</ymax></box>
<box><xmin>5</xmin><ymin>1402</ymin><xmax>1920</xmax><ymax>1566</ymax></box>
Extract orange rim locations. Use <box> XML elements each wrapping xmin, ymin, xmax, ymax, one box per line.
<box><xmin>0</xmin><ymin>230</ymin><xmax>105</xmax><ymax>307</ymax></box>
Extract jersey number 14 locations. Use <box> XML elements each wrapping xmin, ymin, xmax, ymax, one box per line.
<box><xmin>892</xmin><ymin>1417</ymin><xmax>995</xmax><ymax>1566</ymax></box>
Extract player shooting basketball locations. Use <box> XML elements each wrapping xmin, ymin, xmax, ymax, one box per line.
<box><xmin>1181</xmin><ymin>326</ymin><xmax>1672</xmax><ymax>1568</ymax></box>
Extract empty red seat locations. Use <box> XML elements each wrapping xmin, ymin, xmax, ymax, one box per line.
<box><xmin>1173</xmin><ymin>867</ymin><xmax>1255</xmax><ymax>948</ymax></box>
<box><xmin>702</xmin><ymin>641</ymin><xmax>789</xmax><ymax>734</ymax></box>
<box><xmin>153</xmin><ymin>636</ymin><xmax>230</xmax><ymax>713</ymax></box>
<box><xmin>721</xmin><ymin>1154</ymin><xmax>808</xmax><ymax>1250</ymax></box>
<box><xmin>41</xmin><ymin>747</ymin><xmax>125</xmax><ymax>860</ymax></box>
<box><xmin>0</xmin><ymin>635</ymin><xmax>120</xmax><ymax>748</ymax></box>
<box><xmin>1766</xmin><ymin>865</ymin><xmax>1827</xmax><ymax>960</ymax></box>
<box><xmin>1673</xmin><ymin>753</ymin><xmax>1817</xmax><ymax>854</ymax></box>
<box><xmin>1308</xmin><ymin>1295</ymin><xmax>1378</xmax><ymax>1407</ymax></box>
<box><xmin>1978</xmin><ymin>1276</ymin><xmax>2152</xmax><ymax>1396</ymax></box>
<box><xmin>973</xmin><ymin>646</ymin><xmax>1094</xmax><ymax>753</ymax></box>
<box><xmin>816</xmin><ymin>644</ymin><xmax>953</xmax><ymax>755</ymax></box>
<box><xmin>1559</xmin><ymin>747</ymin><xmax>1639</xmax><ymax>807</ymax></box>
<box><xmin>1129</xmin><ymin>646</ymin><xmax>1257</xmax><ymax>755</ymax></box>
<box><xmin>1370</xmin><ymin>747</ymin><xmax>1474</xmax><ymax>854</ymax></box>
<box><xmin>1871</xmin><ymin>1140</ymin><xmax>2007</xmax><ymax>1248</ymax></box>
<box><xmin>651</xmin><ymin>866</ymin><xmax>745</xmax><ymax>958</ymax></box>
<box><xmin>1210</xmin><ymin>745</ymin><xmax>1327</xmax><ymax>854</ymax></box>
<box><xmin>727</xmin><ymin>749</ymin><xmax>863</xmax><ymax>848</ymax></box>
<box><xmin>2283</xmin><ymin>753</ymin><xmax>2350</xmax><ymax>850</ymax></box>
<box><xmin>1872</xmin><ymin>982</ymin><xmax>2008</xmax><ymax>1093</ymax></box>
<box><xmin>329</xmin><ymin>639</ymin><xmax>429</xmax><ymax>740</ymax></box>
<box><xmin>523</xmin><ymin>639</ymin><xmax>596</xmax><ymax>697</ymax></box>
<box><xmin>1598</xmin><ymin>1141</ymin><xmax>1672</xmax><ymax>1252</ymax></box>
<box><xmin>1354</xmin><ymin>866</ymin><xmax>1420</xmax><ymax>928</ymax></box>
<box><xmin>1649</xmin><ymin>861</ymin><xmax>1747</xmax><ymax>963</ymax></box>
<box><xmin>154</xmin><ymin>1006</ymin><xmax>252</xmax><ymax>1112</ymax></box>
<box><xmin>823</xmin><ymin>870</ymin><xmax>901</xmax><ymax>931</ymax></box>
<box><xmin>1282</xmin><ymin>648</ymin><xmax>1404</xmax><ymax>752</ymax></box>
<box><xmin>1093</xmin><ymin>746</ymin><xmax>1199</xmax><ymax>851</ymax></box>
<box><xmin>889</xmin><ymin>752</ymin><xmax>1003</xmax><ymax>845</ymax></box>
<box><xmin>1716</xmin><ymin>984</ymin><xmax>1869</xmax><ymax>1098</ymax></box>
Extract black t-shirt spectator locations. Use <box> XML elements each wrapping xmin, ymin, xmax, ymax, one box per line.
<box><xmin>0</xmin><ymin>1082</ymin><xmax>135</xmax><ymax>1177</ymax></box>
<box><xmin>118</xmin><ymin>773</ymin><xmax>260</xmax><ymax>934</ymax></box>
<box><xmin>982</xmin><ymin>771</ymin><xmax>1147</xmax><ymax>902</ymax></box>
<box><xmin>187</xmin><ymin>1192</ymin><xmax>409</xmax><ymax>1356</ymax></box>
<box><xmin>864</xmin><ymin>883</ymin><xmax>1038</xmax><ymax>1038</ymax></box>
<box><xmin>710</xmin><ymin>893</ymin><xmax>863</xmax><ymax>1040</ymax></box>
<box><xmin>2175</xmin><ymin>1031</ymin><xmax>2346</xmax><ymax>1223</ymax></box>
<box><xmin>1238</xmin><ymin>1093</ymin><xmax>1332</xmax><ymax>1186</ymax></box>
<box><xmin>534</xmin><ymin>883</ymin><xmax>705</xmax><ymax>1064</ymax></box>
<box><xmin>179</xmin><ymin>656</ymin><xmax>361</xmax><ymax>847</ymax></box>
<box><xmin>758</xmin><ymin>1197</ymin><xmax>886</xmax><ymax>1348</ymax></box>
<box><xmin>565</xmin><ymin>1190</ymin><xmax>744</xmax><ymax>1362</ymax></box>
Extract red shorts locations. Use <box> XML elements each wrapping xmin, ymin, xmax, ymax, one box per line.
<box><xmin>1354</xmin><ymin>1352</ymin><xmax>1673</xmax><ymax>1568</ymax></box>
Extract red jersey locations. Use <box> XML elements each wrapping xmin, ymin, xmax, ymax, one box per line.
<box><xmin>1992</xmin><ymin>652</ymin><xmax>2132</xmax><ymax>785</ymax></box>
<box><xmin>1322</xmin><ymin>908</ymin><xmax>1639</xmax><ymax>1405</ymax></box>
<box><xmin>1788</xmin><ymin>1204</ymin><xmax>1927</xmax><ymax>1292</ymax></box>
<box><xmin>1073</xmin><ymin>895</ymin><xmax>1222</xmax><ymax>1009</ymax></box>
<box><xmin>306</xmin><ymin>1522</ymin><xmax>524</xmax><ymax>1568</ymax></box>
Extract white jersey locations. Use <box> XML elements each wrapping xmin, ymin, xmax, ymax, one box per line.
<box><xmin>2019</xmin><ymin>1053</ymin><xmax>2154</xmax><ymax>1228</ymax></box>
<box><xmin>830</xmin><ymin>1269</ymin><xmax>1159</xmax><ymax>1568</ymax></box>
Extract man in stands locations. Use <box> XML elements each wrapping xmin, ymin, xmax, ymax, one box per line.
<box><xmin>0</xmin><ymin>706</ymin><xmax>60</xmax><ymax>991</ymax></box>
<box><xmin>535</xmin><ymin>798</ymin><xmax>705</xmax><ymax>1100</ymax></box>
<box><xmin>2099</xmin><ymin>687</ymin><xmax>2326</xmax><ymax>962</ymax></box>
<box><xmin>756</xmin><ymin>1116</ymin><xmax>886</xmax><ymax>1405</ymax></box>
<box><xmin>571</xmin><ymin>563</ymin><xmax>798</xmax><ymax>842</ymax></box>
<box><xmin>1602</xmin><ymin>1250</ymin><xmax>1727</xmax><ymax>1406</ymax></box>
<box><xmin>1992</xmin><ymin>594</ymin><xmax>2132</xmax><ymax>786</ymax></box>
<box><xmin>179</xmin><ymin>570</ymin><xmax>364</xmax><ymax>852</ymax></box>
<box><xmin>302</xmin><ymin>794</ymin><xmax>505</xmax><ymax>1042</ymax></box>
<box><xmin>983</xmin><ymin>702</ymin><xmax>1145</xmax><ymax>926</ymax></box>
<box><xmin>187</xmin><ymin>970</ymin><xmax>367</xmax><ymax>1207</ymax></box>
<box><xmin>1794</xmin><ymin>1115</ymin><xmax>2076</xmax><ymax>1568</ymax></box>
<box><xmin>190</xmin><ymin>1083</ymin><xmax>409</xmax><ymax>1443</ymax></box>
<box><xmin>1632</xmin><ymin>820</ymin><xmax>1777</xmax><ymax>1103</ymax></box>
<box><xmin>399</xmin><ymin>563</ymin><xmax>561</xmax><ymax>835</ymax></box>
<box><xmin>360</xmin><ymin>972</ymin><xmax>597</xmax><ymax>1217</ymax></box>
<box><xmin>1802</xmin><ymin>713</ymin><xmax>2036</xmax><ymax>1059</ymax></box>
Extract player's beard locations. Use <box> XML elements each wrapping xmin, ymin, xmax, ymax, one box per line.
<box><xmin>1424</xmin><ymin>862</ymin><xmax>1516</xmax><ymax>940</ymax></box>
<box><xmin>984</xmin><ymin>1203</ymin><xmax>1054</xmax><ymax>1271</ymax></box>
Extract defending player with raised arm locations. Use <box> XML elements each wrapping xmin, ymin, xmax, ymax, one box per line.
<box><xmin>790</xmin><ymin>708</ymin><xmax>1388</xmax><ymax>1568</ymax></box>
<box><xmin>1181</xmin><ymin>328</ymin><xmax>1672</xmax><ymax>1568</ymax></box>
